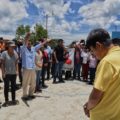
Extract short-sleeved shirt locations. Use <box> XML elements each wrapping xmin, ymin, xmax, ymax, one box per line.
<box><xmin>82</xmin><ymin>52</ymin><xmax>89</xmax><ymax>64</ymax></box>
<box><xmin>90</xmin><ymin>46</ymin><xmax>120</xmax><ymax>120</ymax></box>
<box><xmin>89</xmin><ymin>55</ymin><xmax>97</xmax><ymax>68</ymax></box>
<box><xmin>54</xmin><ymin>45</ymin><xmax>64</xmax><ymax>62</ymax></box>
<box><xmin>1</xmin><ymin>51</ymin><xmax>18</xmax><ymax>75</ymax></box>
<box><xmin>35</xmin><ymin>51</ymin><xmax>43</xmax><ymax>71</ymax></box>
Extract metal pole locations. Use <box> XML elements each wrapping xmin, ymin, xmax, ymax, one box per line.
<box><xmin>46</xmin><ymin>14</ymin><xmax>48</xmax><ymax>38</ymax></box>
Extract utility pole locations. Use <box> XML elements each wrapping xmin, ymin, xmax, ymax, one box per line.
<box><xmin>46</xmin><ymin>14</ymin><xmax>48</xmax><ymax>38</ymax></box>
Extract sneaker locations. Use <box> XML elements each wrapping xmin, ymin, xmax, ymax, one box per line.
<box><xmin>38</xmin><ymin>89</ymin><xmax>42</xmax><ymax>93</ymax></box>
<box><xmin>35</xmin><ymin>89</ymin><xmax>42</xmax><ymax>93</ymax></box>
<box><xmin>53</xmin><ymin>81</ymin><xmax>58</xmax><ymax>84</ymax></box>
<box><xmin>21</xmin><ymin>96</ymin><xmax>30</xmax><ymax>101</ymax></box>
<box><xmin>58</xmin><ymin>80</ymin><xmax>65</xmax><ymax>83</ymax></box>
<box><xmin>88</xmin><ymin>82</ymin><xmax>93</xmax><ymax>85</ymax></box>
<box><xmin>28</xmin><ymin>95</ymin><xmax>36</xmax><ymax>99</ymax></box>
<box><xmin>2</xmin><ymin>102</ymin><xmax>9</xmax><ymax>107</ymax></box>
<box><xmin>42</xmin><ymin>84</ymin><xmax>48</xmax><ymax>88</ymax></box>
<box><xmin>11</xmin><ymin>100</ymin><xmax>19</xmax><ymax>105</ymax></box>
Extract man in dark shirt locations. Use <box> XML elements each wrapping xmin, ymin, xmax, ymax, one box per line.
<box><xmin>53</xmin><ymin>39</ymin><xmax>65</xmax><ymax>83</ymax></box>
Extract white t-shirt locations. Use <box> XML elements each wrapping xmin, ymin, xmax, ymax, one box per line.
<box><xmin>35</xmin><ymin>51</ymin><xmax>43</xmax><ymax>70</ymax></box>
<box><xmin>89</xmin><ymin>55</ymin><xmax>97</xmax><ymax>68</ymax></box>
<box><xmin>82</xmin><ymin>51</ymin><xmax>89</xmax><ymax>64</ymax></box>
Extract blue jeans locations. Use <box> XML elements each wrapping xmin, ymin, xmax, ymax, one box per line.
<box><xmin>36</xmin><ymin>70</ymin><xmax>42</xmax><ymax>90</ymax></box>
<box><xmin>73</xmin><ymin>63</ymin><xmax>81</xmax><ymax>79</ymax></box>
<box><xmin>54</xmin><ymin>62</ymin><xmax>64</xmax><ymax>81</ymax></box>
<box><xmin>89</xmin><ymin>68</ymin><xmax>96</xmax><ymax>83</ymax></box>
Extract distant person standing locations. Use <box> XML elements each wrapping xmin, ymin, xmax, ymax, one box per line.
<box><xmin>53</xmin><ymin>39</ymin><xmax>65</xmax><ymax>83</ymax></box>
<box><xmin>44</xmin><ymin>42</ymin><xmax>52</xmax><ymax>80</ymax></box>
<box><xmin>35</xmin><ymin>48</ymin><xmax>43</xmax><ymax>92</ymax></box>
<box><xmin>1</xmin><ymin>42</ymin><xmax>19</xmax><ymax>106</ymax></box>
<box><xmin>81</xmin><ymin>47</ymin><xmax>90</xmax><ymax>82</ymax></box>
<box><xmin>88</xmin><ymin>52</ymin><xmax>97</xmax><ymax>85</ymax></box>
<box><xmin>41</xmin><ymin>47</ymin><xmax>49</xmax><ymax>88</ymax></box>
<box><xmin>73</xmin><ymin>43</ymin><xmax>81</xmax><ymax>80</ymax></box>
<box><xmin>21</xmin><ymin>33</ymin><xmax>49</xmax><ymax>100</ymax></box>
<box><xmin>16</xmin><ymin>40</ymin><xmax>23</xmax><ymax>86</ymax></box>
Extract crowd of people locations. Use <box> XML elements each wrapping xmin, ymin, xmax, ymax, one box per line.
<box><xmin>0</xmin><ymin>33</ymin><xmax>98</xmax><ymax>107</ymax></box>
<box><xmin>1</xmin><ymin>28</ymin><xmax>120</xmax><ymax>119</ymax></box>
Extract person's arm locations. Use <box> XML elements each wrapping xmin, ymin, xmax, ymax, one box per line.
<box><xmin>83</xmin><ymin>88</ymin><xmax>104</xmax><ymax>117</ymax></box>
<box><xmin>15</xmin><ymin>51</ymin><xmax>19</xmax><ymax>75</ymax></box>
<box><xmin>24</xmin><ymin>32</ymin><xmax>31</xmax><ymax>46</ymax></box>
<box><xmin>88</xmin><ymin>88</ymin><xmax>104</xmax><ymax>110</ymax></box>
<box><xmin>53</xmin><ymin>50</ymin><xmax>58</xmax><ymax>63</ymax></box>
<box><xmin>35</xmin><ymin>39</ymin><xmax>51</xmax><ymax>51</ymax></box>
<box><xmin>15</xmin><ymin>62</ymin><xmax>19</xmax><ymax>75</ymax></box>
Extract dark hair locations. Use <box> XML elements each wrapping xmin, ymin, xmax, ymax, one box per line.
<box><xmin>80</xmin><ymin>39</ymin><xmax>85</xmax><ymax>44</ymax></box>
<box><xmin>86</xmin><ymin>28</ymin><xmax>111</xmax><ymax>48</ymax></box>
<box><xmin>58</xmin><ymin>39</ymin><xmax>63</xmax><ymax>43</ymax></box>
<box><xmin>0</xmin><ymin>37</ymin><xmax>3</xmax><ymax>41</ymax></box>
<box><xmin>112</xmin><ymin>38</ymin><xmax>120</xmax><ymax>45</ymax></box>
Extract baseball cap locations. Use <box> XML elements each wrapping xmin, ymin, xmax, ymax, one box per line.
<box><xmin>8</xmin><ymin>41</ymin><xmax>16</xmax><ymax>47</ymax></box>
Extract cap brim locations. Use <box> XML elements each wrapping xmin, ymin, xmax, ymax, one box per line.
<box><xmin>9</xmin><ymin>44</ymin><xmax>16</xmax><ymax>47</ymax></box>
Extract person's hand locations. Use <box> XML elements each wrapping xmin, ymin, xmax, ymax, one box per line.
<box><xmin>46</xmin><ymin>38</ymin><xmax>51</xmax><ymax>43</ymax></box>
<box><xmin>83</xmin><ymin>102</ymin><xmax>90</xmax><ymax>118</ymax></box>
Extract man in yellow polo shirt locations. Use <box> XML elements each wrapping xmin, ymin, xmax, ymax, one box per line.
<box><xmin>83</xmin><ymin>28</ymin><xmax>120</xmax><ymax>120</ymax></box>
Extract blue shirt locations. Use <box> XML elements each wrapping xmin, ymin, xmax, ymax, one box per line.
<box><xmin>21</xmin><ymin>44</ymin><xmax>41</xmax><ymax>69</ymax></box>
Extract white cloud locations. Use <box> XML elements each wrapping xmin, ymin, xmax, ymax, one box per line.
<box><xmin>0</xmin><ymin>0</ymin><xmax>28</xmax><ymax>35</ymax></box>
<box><xmin>0</xmin><ymin>34</ymin><xmax>15</xmax><ymax>40</ymax></box>
<box><xmin>78</xmin><ymin>0</ymin><xmax>120</xmax><ymax>28</ymax></box>
<box><xmin>46</xmin><ymin>18</ymin><xmax>85</xmax><ymax>45</ymax></box>
<box><xmin>69</xmin><ymin>8</ymin><xmax>75</xmax><ymax>14</ymax></box>
<box><xmin>30</xmin><ymin>0</ymin><xmax>71</xmax><ymax>18</ymax></box>
<box><xmin>114</xmin><ymin>21</ymin><xmax>120</xmax><ymax>26</ymax></box>
<box><xmin>71</xmin><ymin>0</ymin><xmax>84</xmax><ymax>4</ymax></box>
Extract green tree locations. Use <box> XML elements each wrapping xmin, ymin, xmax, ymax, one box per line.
<box><xmin>15</xmin><ymin>24</ymin><xmax>47</xmax><ymax>44</ymax></box>
<box><xmin>16</xmin><ymin>25</ymin><xmax>25</xmax><ymax>39</ymax></box>
<box><xmin>25</xmin><ymin>25</ymin><xmax>30</xmax><ymax>33</ymax></box>
<box><xmin>30</xmin><ymin>32</ymin><xmax>36</xmax><ymax>44</ymax></box>
<box><xmin>35</xmin><ymin>24</ymin><xmax>47</xmax><ymax>40</ymax></box>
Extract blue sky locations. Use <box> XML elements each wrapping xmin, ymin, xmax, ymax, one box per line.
<box><xmin>0</xmin><ymin>0</ymin><xmax>120</xmax><ymax>44</ymax></box>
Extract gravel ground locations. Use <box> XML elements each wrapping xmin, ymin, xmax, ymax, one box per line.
<box><xmin>0</xmin><ymin>75</ymin><xmax>92</xmax><ymax>120</ymax></box>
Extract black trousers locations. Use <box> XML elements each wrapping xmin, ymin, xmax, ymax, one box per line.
<box><xmin>4</xmin><ymin>74</ymin><xmax>16</xmax><ymax>102</ymax></box>
<box><xmin>51</xmin><ymin>63</ymin><xmax>56</xmax><ymax>78</ymax></box>
<box><xmin>65</xmin><ymin>71</ymin><xmax>71</xmax><ymax>80</ymax></box>
<box><xmin>42</xmin><ymin>66</ymin><xmax>47</xmax><ymax>86</ymax></box>
<box><xmin>18</xmin><ymin>62</ymin><xmax>23</xmax><ymax>84</ymax></box>
<box><xmin>89</xmin><ymin>68</ymin><xmax>96</xmax><ymax>83</ymax></box>
<box><xmin>46</xmin><ymin>62</ymin><xmax>51</xmax><ymax>79</ymax></box>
